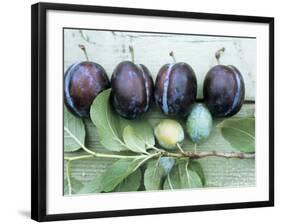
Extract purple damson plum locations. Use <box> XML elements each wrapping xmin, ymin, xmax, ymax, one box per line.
<box><xmin>203</xmin><ymin>48</ymin><xmax>245</xmax><ymax>117</ymax></box>
<box><xmin>154</xmin><ymin>52</ymin><xmax>197</xmax><ymax>116</ymax></box>
<box><xmin>64</xmin><ymin>45</ymin><xmax>110</xmax><ymax>118</ymax></box>
<box><xmin>110</xmin><ymin>61</ymin><xmax>154</xmax><ymax>119</ymax></box>
<box><xmin>110</xmin><ymin>46</ymin><xmax>154</xmax><ymax>119</ymax></box>
<box><xmin>64</xmin><ymin>62</ymin><xmax>110</xmax><ymax>118</ymax></box>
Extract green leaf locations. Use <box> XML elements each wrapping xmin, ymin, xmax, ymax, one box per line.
<box><xmin>120</xmin><ymin>118</ymin><xmax>155</xmax><ymax>149</ymax></box>
<box><xmin>100</xmin><ymin>159</ymin><xmax>143</xmax><ymax>192</ymax></box>
<box><xmin>144</xmin><ymin>159</ymin><xmax>166</xmax><ymax>190</ymax></box>
<box><xmin>64</xmin><ymin>106</ymin><xmax>85</xmax><ymax>152</ymax></box>
<box><xmin>79</xmin><ymin>161</ymin><xmax>143</xmax><ymax>194</ymax></box>
<box><xmin>64</xmin><ymin>177</ymin><xmax>84</xmax><ymax>195</ymax></box>
<box><xmin>217</xmin><ymin>117</ymin><xmax>255</xmax><ymax>153</ymax></box>
<box><xmin>131</xmin><ymin>121</ymin><xmax>155</xmax><ymax>148</ymax></box>
<box><xmin>189</xmin><ymin>160</ymin><xmax>205</xmax><ymax>186</ymax></box>
<box><xmin>114</xmin><ymin>168</ymin><xmax>142</xmax><ymax>192</ymax></box>
<box><xmin>90</xmin><ymin>89</ymin><xmax>155</xmax><ymax>152</ymax></box>
<box><xmin>98</xmin><ymin>128</ymin><xmax>125</xmax><ymax>152</ymax></box>
<box><xmin>123</xmin><ymin>126</ymin><xmax>147</xmax><ymax>154</ymax></box>
<box><xmin>90</xmin><ymin>89</ymin><xmax>125</xmax><ymax>152</ymax></box>
<box><xmin>163</xmin><ymin>161</ymin><xmax>202</xmax><ymax>190</ymax></box>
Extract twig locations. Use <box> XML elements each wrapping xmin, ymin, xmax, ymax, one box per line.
<box><xmin>164</xmin><ymin>150</ymin><xmax>255</xmax><ymax>159</ymax></box>
<box><xmin>64</xmin><ymin>127</ymin><xmax>254</xmax><ymax>160</ymax></box>
<box><xmin>132</xmin><ymin>152</ymin><xmax>161</xmax><ymax>172</ymax></box>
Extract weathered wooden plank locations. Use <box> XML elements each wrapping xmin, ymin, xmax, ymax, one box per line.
<box><xmin>199</xmin><ymin>157</ymin><xmax>255</xmax><ymax>187</ymax></box>
<box><xmin>64</xmin><ymin>29</ymin><xmax>256</xmax><ymax>100</ymax></box>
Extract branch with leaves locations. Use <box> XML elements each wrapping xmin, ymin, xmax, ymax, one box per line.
<box><xmin>63</xmin><ymin>89</ymin><xmax>255</xmax><ymax>195</ymax></box>
<box><xmin>64</xmin><ymin>126</ymin><xmax>254</xmax><ymax>161</ymax></box>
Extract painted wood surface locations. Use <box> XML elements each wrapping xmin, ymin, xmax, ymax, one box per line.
<box><xmin>64</xmin><ymin>29</ymin><xmax>256</xmax><ymax>100</ymax></box>
<box><xmin>63</xmin><ymin>29</ymin><xmax>256</xmax><ymax>193</ymax></box>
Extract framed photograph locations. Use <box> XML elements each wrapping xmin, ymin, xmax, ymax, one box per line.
<box><xmin>31</xmin><ymin>2</ymin><xmax>274</xmax><ymax>222</ymax></box>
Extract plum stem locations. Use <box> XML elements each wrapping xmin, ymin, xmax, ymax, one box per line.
<box><xmin>176</xmin><ymin>143</ymin><xmax>185</xmax><ymax>154</ymax></box>
<box><xmin>194</xmin><ymin>143</ymin><xmax>197</xmax><ymax>153</ymax></box>
<box><xmin>129</xmin><ymin>45</ymin><xmax>135</xmax><ymax>63</ymax></box>
<box><xmin>149</xmin><ymin>145</ymin><xmax>166</xmax><ymax>153</ymax></box>
<box><xmin>215</xmin><ymin>47</ymin><xmax>225</xmax><ymax>65</ymax></box>
<box><xmin>169</xmin><ymin>51</ymin><xmax>177</xmax><ymax>63</ymax></box>
<box><xmin>79</xmin><ymin>44</ymin><xmax>89</xmax><ymax>61</ymax></box>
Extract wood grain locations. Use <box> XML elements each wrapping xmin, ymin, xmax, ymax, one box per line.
<box><xmin>64</xmin><ymin>29</ymin><xmax>256</xmax><ymax>100</ymax></box>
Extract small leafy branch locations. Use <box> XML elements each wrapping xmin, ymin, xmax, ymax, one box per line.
<box><xmin>64</xmin><ymin>89</ymin><xmax>255</xmax><ymax>195</ymax></box>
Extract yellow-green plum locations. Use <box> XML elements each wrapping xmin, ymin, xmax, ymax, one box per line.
<box><xmin>154</xmin><ymin>119</ymin><xmax>184</xmax><ymax>150</ymax></box>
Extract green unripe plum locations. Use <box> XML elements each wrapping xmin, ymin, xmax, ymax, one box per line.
<box><xmin>154</xmin><ymin>119</ymin><xmax>184</xmax><ymax>150</ymax></box>
<box><xmin>186</xmin><ymin>103</ymin><xmax>213</xmax><ymax>144</ymax></box>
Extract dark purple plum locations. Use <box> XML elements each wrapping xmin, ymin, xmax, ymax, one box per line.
<box><xmin>110</xmin><ymin>61</ymin><xmax>154</xmax><ymax>119</ymax></box>
<box><xmin>203</xmin><ymin>48</ymin><xmax>245</xmax><ymax>117</ymax></box>
<box><xmin>154</xmin><ymin>54</ymin><xmax>197</xmax><ymax>116</ymax></box>
<box><xmin>64</xmin><ymin>61</ymin><xmax>110</xmax><ymax>118</ymax></box>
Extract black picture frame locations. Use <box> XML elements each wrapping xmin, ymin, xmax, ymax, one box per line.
<box><xmin>31</xmin><ymin>2</ymin><xmax>274</xmax><ymax>222</ymax></box>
